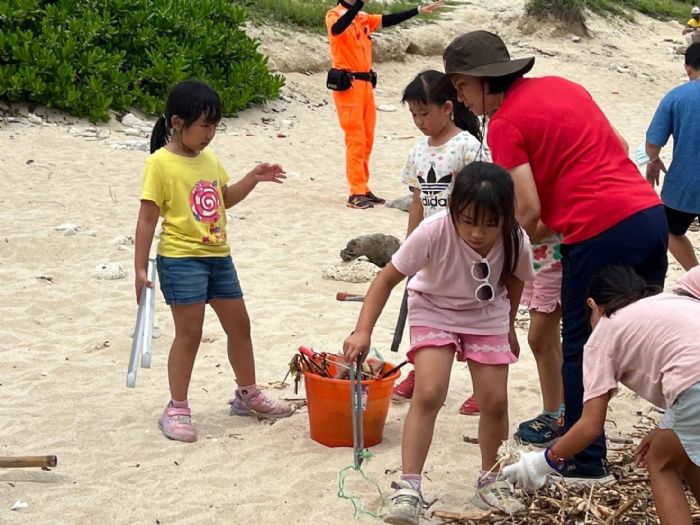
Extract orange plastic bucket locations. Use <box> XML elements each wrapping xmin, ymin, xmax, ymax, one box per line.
<box><xmin>304</xmin><ymin>362</ymin><xmax>400</xmax><ymax>448</ymax></box>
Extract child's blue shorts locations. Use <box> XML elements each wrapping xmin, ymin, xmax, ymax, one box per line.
<box><xmin>156</xmin><ymin>255</ymin><xmax>243</xmax><ymax>305</ymax></box>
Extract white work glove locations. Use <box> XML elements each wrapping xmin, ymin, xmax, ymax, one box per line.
<box><xmin>501</xmin><ymin>450</ymin><xmax>557</xmax><ymax>489</ymax></box>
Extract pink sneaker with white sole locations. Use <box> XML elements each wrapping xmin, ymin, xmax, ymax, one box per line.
<box><xmin>159</xmin><ymin>404</ymin><xmax>197</xmax><ymax>442</ymax></box>
<box><xmin>229</xmin><ymin>389</ymin><xmax>295</xmax><ymax>419</ymax></box>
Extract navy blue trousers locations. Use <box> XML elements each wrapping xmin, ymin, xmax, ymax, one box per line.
<box><xmin>560</xmin><ymin>205</ymin><xmax>668</xmax><ymax>464</ymax></box>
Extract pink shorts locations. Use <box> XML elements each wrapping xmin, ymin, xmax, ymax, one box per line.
<box><xmin>407</xmin><ymin>326</ymin><xmax>517</xmax><ymax>365</ymax></box>
<box><xmin>521</xmin><ymin>262</ymin><xmax>562</xmax><ymax>314</ymax></box>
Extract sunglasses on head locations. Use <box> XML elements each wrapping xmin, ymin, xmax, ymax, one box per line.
<box><xmin>472</xmin><ymin>259</ymin><xmax>494</xmax><ymax>302</ymax></box>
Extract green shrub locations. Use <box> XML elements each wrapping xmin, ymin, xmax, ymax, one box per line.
<box><xmin>525</xmin><ymin>0</ymin><xmax>689</xmax><ymax>24</ymax></box>
<box><xmin>241</xmin><ymin>0</ymin><xmax>438</xmax><ymax>32</ymax></box>
<box><xmin>525</xmin><ymin>0</ymin><xmax>587</xmax><ymax>26</ymax></box>
<box><xmin>0</xmin><ymin>0</ymin><xmax>285</xmax><ymax>121</ymax></box>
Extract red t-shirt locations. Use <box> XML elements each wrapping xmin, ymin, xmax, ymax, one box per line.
<box><xmin>487</xmin><ymin>77</ymin><xmax>660</xmax><ymax>244</ymax></box>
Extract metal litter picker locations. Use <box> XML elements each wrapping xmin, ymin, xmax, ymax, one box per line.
<box><xmin>126</xmin><ymin>258</ymin><xmax>156</xmax><ymax>388</ymax></box>
<box><xmin>350</xmin><ymin>357</ymin><xmax>365</xmax><ymax>469</ymax></box>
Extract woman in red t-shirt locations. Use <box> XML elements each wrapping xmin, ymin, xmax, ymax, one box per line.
<box><xmin>436</xmin><ymin>30</ymin><xmax>668</xmax><ymax>484</ymax></box>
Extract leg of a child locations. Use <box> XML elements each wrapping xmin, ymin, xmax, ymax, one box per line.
<box><xmin>210</xmin><ymin>298</ymin><xmax>255</xmax><ymax>386</ymax></box>
<box><xmin>646</xmin><ymin>428</ymin><xmax>695</xmax><ymax>524</ymax></box>
<box><xmin>668</xmin><ymin>233</ymin><xmax>699</xmax><ymax>271</ymax></box>
<box><xmin>528</xmin><ymin>307</ymin><xmax>563</xmax><ymax>413</ymax></box>
<box><xmin>682</xmin><ymin>463</ymin><xmax>700</xmax><ymax>504</ymax></box>
<box><xmin>468</xmin><ymin>361</ymin><xmax>509</xmax><ymax>471</ymax></box>
<box><xmin>168</xmin><ymin>303</ymin><xmax>206</xmax><ymax>401</ymax></box>
<box><xmin>401</xmin><ymin>346</ymin><xmax>454</xmax><ymax>474</ymax></box>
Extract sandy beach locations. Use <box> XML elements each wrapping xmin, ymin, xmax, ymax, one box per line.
<box><xmin>1</xmin><ymin>1</ymin><xmax>699</xmax><ymax>523</ymax></box>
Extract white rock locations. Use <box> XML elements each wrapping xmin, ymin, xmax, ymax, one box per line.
<box><xmin>122</xmin><ymin>113</ymin><xmax>145</xmax><ymax>128</ymax></box>
<box><xmin>55</xmin><ymin>223</ymin><xmax>79</xmax><ymax>236</ymax></box>
<box><xmin>322</xmin><ymin>259</ymin><xmax>380</xmax><ymax>283</ymax></box>
<box><xmin>11</xmin><ymin>500</ymin><xmax>28</xmax><ymax>511</ymax></box>
<box><xmin>55</xmin><ymin>223</ymin><xmax>79</xmax><ymax>231</ymax></box>
<box><xmin>377</xmin><ymin>104</ymin><xmax>397</xmax><ymax>113</ymax></box>
<box><xmin>124</xmin><ymin>127</ymin><xmax>143</xmax><ymax>136</ymax></box>
<box><xmin>92</xmin><ymin>262</ymin><xmax>127</xmax><ymax>280</ymax></box>
<box><xmin>27</xmin><ymin>113</ymin><xmax>44</xmax><ymax>125</ymax></box>
<box><xmin>110</xmin><ymin>140</ymin><xmax>149</xmax><ymax>152</ymax></box>
<box><xmin>112</xmin><ymin>235</ymin><xmax>134</xmax><ymax>246</ymax></box>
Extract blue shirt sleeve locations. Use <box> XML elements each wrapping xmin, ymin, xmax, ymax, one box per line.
<box><xmin>646</xmin><ymin>94</ymin><xmax>674</xmax><ymax>147</ymax></box>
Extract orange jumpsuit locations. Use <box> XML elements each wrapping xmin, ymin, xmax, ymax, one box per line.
<box><xmin>325</xmin><ymin>6</ymin><xmax>382</xmax><ymax>196</ymax></box>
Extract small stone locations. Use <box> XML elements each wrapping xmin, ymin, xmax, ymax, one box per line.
<box><xmin>55</xmin><ymin>223</ymin><xmax>79</xmax><ymax>236</ymax></box>
<box><xmin>112</xmin><ymin>235</ymin><xmax>134</xmax><ymax>246</ymax></box>
<box><xmin>124</xmin><ymin>127</ymin><xmax>142</xmax><ymax>136</ymax></box>
<box><xmin>27</xmin><ymin>113</ymin><xmax>44</xmax><ymax>125</ymax></box>
<box><xmin>571</xmin><ymin>36</ymin><xmax>581</xmax><ymax>43</ymax></box>
<box><xmin>377</xmin><ymin>104</ymin><xmax>397</xmax><ymax>112</ymax></box>
<box><xmin>276</xmin><ymin>132</ymin><xmax>287</xmax><ymax>138</ymax></box>
<box><xmin>122</xmin><ymin>113</ymin><xmax>145</xmax><ymax>128</ymax></box>
<box><xmin>92</xmin><ymin>262</ymin><xmax>127</xmax><ymax>280</ymax></box>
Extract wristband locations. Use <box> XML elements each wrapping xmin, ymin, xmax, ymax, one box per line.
<box><xmin>648</xmin><ymin>156</ymin><xmax>661</xmax><ymax>164</ymax></box>
<box><xmin>544</xmin><ymin>447</ymin><xmax>566</xmax><ymax>472</ymax></box>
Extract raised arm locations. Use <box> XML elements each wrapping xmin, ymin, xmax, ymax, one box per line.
<box><xmin>223</xmin><ymin>163</ymin><xmax>285</xmax><ymax>208</ymax></box>
<box><xmin>330</xmin><ymin>0</ymin><xmax>364</xmax><ymax>35</ymax></box>
<box><xmin>379</xmin><ymin>1</ymin><xmax>443</xmax><ymax>29</ymax></box>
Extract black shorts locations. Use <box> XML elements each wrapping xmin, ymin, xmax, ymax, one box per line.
<box><xmin>665</xmin><ymin>205</ymin><xmax>700</xmax><ymax>236</ymax></box>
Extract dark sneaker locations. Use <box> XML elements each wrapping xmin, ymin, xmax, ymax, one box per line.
<box><xmin>347</xmin><ymin>194</ymin><xmax>374</xmax><ymax>209</ymax></box>
<box><xmin>365</xmin><ymin>191</ymin><xmax>386</xmax><ymax>204</ymax></box>
<box><xmin>514</xmin><ymin>413</ymin><xmax>563</xmax><ymax>447</ymax></box>
<box><xmin>561</xmin><ymin>458</ymin><xmax>616</xmax><ymax>486</ymax></box>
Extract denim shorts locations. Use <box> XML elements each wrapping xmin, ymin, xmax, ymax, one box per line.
<box><xmin>659</xmin><ymin>381</ymin><xmax>700</xmax><ymax>466</ymax></box>
<box><xmin>156</xmin><ymin>255</ymin><xmax>243</xmax><ymax>305</ymax></box>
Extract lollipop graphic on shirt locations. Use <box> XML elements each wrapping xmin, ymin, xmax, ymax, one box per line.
<box><xmin>190</xmin><ymin>180</ymin><xmax>221</xmax><ymax>224</ymax></box>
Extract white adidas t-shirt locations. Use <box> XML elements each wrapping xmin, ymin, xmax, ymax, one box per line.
<box><xmin>400</xmin><ymin>131</ymin><xmax>486</xmax><ymax>217</ymax></box>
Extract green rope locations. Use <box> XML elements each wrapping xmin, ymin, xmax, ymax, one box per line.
<box><xmin>337</xmin><ymin>449</ymin><xmax>385</xmax><ymax>519</ymax></box>
<box><xmin>337</xmin><ymin>346</ymin><xmax>388</xmax><ymax>519</ymax></box>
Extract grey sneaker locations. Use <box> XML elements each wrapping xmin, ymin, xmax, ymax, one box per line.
<box><xmin>472</xmin><ymin>479</ymin><xmax>525</xmax><ymax>515</ymax></box>
<box><xmin>384</xmin><ymin>481</ymin><xmax>422</xmax><ymax>525</ymax></box>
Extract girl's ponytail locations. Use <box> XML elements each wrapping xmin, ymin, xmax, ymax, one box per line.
<box><xmin>588</xmin><ymin>265</ymin><xmax>662</xmax><ymax>317</ymax></box>
<box><xmin>452</xmin><ymin>100</ymin><xmax>482</xmax><ymax>142</ymax></box>
<box><xmin>150</xmin><ymin>115</ymin><xmax>170</xmax><ymax>153</ymax></box>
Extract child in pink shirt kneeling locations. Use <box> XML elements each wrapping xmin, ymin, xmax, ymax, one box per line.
<box><xmin>344</xmin><ymin>161</ymin><xmax>534</xmax><ymax>523</ymax></box>
<box><xmin>503</xmin><ymin>265</ymin><xmax>700</xmax><ymax>525</ymax></box>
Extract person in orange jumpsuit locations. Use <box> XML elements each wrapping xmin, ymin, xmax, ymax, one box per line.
<box><xmin>326</xmin><ymin>0</ymin><xmax>444</xmax><ymax>209</ymax></box>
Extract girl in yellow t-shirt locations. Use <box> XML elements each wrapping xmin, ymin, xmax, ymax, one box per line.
<box><xmin>134</xmin><ymin>80</ymin><xmax>294</xmax><ymax>443</ymax></box>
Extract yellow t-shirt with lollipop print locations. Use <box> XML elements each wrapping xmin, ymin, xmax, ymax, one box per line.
<box><xmin>140</xmin><ymin>147</ymin><xmax>230</xmax><ymax>257</ymax></box>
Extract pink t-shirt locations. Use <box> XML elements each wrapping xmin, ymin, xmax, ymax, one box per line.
<box><xmin>674</xmin><ymin>265</ymin><xmax>700</xmax><ymax>299</ymax></box>
<box><xmin>583</xmin><ymin>293</ymin><xmax>700</xmax><ymax>408</ymax></box>
<box><xmin>391</xmin><ymin>211</ymin><xmax>535</xmax><ymax>334</ymax></box>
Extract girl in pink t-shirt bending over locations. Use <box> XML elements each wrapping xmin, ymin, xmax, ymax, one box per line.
<box><xmin>503</xmin><ymin>265</ymin><xmax>700</xmax><ymax>525</ymax></box>
<box><xmin>344</xmin><ymin>161</ymin><xmax>534</xmax><ymax>522</ymax></box>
